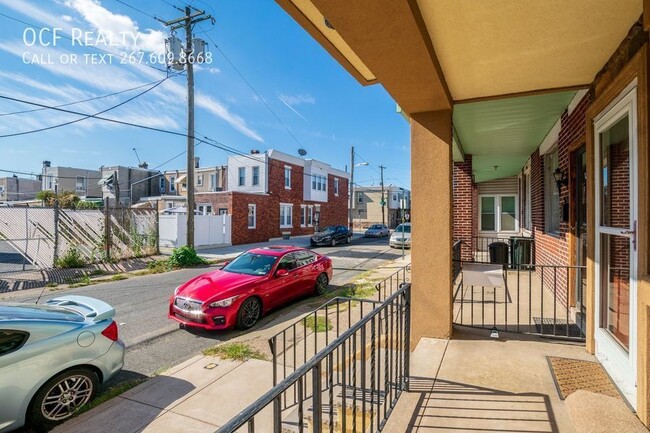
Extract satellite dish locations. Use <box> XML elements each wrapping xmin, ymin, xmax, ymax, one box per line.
<box><xmin>298</xmin><ymin>149</ymin><xmax>307</xmax><ymax>157</ymax></box>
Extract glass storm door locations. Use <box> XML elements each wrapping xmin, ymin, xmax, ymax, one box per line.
<box><xmin>594</xmin><ymin>86</ymin><xmax>638</xmax><ymax>408</ymax></box>
<box><xmin>574</xmin><ymin>147</ymin><xmax>587</xmax><ymax>329</ymax></box>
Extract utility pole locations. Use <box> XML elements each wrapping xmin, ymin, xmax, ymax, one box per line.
<box><xmin>161</xmin><ymin>6</ymin><xmax>212</xmax><ymax>249</ymax></box>
<box><xmin>349</xmin><ymin>146</ymin><xmax>355</xmax><ymax>234</ymax></box>
<box><xmin>379</xmin><ymin>165</ymin><xmax>386</xmax><ymax>226</ymax></box>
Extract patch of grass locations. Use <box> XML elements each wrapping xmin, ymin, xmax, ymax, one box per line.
<box><xmin>55</xmin><ymin>246</ymin><xmax>87</xmax><ymax>268</ymax></box>
<box><xmin>76</xmin><ymin>379</ymin><xmax>146</xmax><ymax>415</ymax></box>
<box><xmin>305</xmin><ymin>315</ymin><xmax>333</xmax><ymax>332</ymax></box>
<box><xmin>203</xmin><ymin>342</ymin><xmax>267</xmax><ymax>361</ymax></box>
<box><xmin>45</xmin><ymin>282</ymin><xmax>59</xmax><ymax>288</ymax></box>
<box><xmin>110</xmin><ymin>274</ymin><xmax>128</xmax><ymax>281</ymax></box>
<box><xmin>147</xmin><ymin>259</ymin><xmax>171</xmax><ymax>274</ymax></box>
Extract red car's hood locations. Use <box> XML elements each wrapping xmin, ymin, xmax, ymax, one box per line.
<box><xmin>177</xmin><ymin>270</ymin><xmax>262</xmax><ymax>302</ymax></box>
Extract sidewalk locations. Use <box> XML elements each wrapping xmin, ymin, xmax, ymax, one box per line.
<box><xmin>54</xmin><ymin>254</ymin><xmax>410</xmax><ymax>433</ymax></box>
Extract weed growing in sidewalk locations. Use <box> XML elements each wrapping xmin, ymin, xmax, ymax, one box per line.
<box><xmin>203</xmin><ymin>342</ymin><xmax>267</xmax><ymax>361</ymax></box>
<box><xmin>305</xmin><ymin>315</ymin><xmax>333</xmax><ymax>332</ymax></box>
<box><xmin>110</xmin><ymin>274</ymin><xmax>128</xmax><ymax>281</ymax></box>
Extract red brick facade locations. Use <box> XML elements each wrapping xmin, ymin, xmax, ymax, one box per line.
<box><xmin>197</xmin><ymin>157</ymin><xmax>349</xmax><ymax>246</ymax></box>
<box><xmin>453</xmin><ymin>154</ymin><xmax>476</xmax><ymax>260</ymax></box>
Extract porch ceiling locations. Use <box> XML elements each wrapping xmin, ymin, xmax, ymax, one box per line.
<box><xmin>417</xmin><ymin>0</ymin><xmax>642</xmax><ymax>101</ymax></box>
<box><xmin>454</xmin><ymin>91</ymin><xmax>577</xmax><ymax>183</ymax></box>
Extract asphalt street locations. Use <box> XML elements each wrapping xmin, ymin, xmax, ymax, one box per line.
<box><xmin>8</xmin><ymin>235</ymin><xmax>405</xmax><ymax>385</ymax></box>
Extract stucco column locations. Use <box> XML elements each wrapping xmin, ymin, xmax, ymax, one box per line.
<box><xmin>410</xmin><ymin>110</ymin><xmax>453</xmax><ymax>345</ymax></box>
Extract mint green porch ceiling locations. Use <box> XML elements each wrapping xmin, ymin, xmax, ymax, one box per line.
<box><xmin>453</xmin><ymin>91</ymin><xmax>577</xmax><ymax>183</ymax></box>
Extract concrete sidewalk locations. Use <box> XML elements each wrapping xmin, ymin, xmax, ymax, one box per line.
<box><xmin>54</xmin><ymin>355</ymin><xmax>273</xmax><ymax>433</ymax></box>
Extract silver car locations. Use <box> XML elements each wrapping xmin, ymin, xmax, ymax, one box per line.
<box><xmin>389</xmin><ymin>222</ymin><xmax>412</xmax><ymax>248</ymax></box>
<box><xmin>0</xmin><ymin>295</ymin><xmax>125</xmax><ymax>432</ymax></box>
<box><xmin>364</xmin><ymin>224</ymin><xmax>390</xmax><ymax>237</ymax></box>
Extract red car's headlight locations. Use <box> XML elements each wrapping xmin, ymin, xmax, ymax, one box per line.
<box><xmin>209</xmin><ymin>295</ymin><xmax>239</xmax><ymax>308</ymax></box>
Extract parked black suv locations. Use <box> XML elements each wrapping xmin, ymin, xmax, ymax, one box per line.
<box><xmin>310</xmin><ymin>225</ymin><xmax>352</xmax><ymax>247</ymax></box>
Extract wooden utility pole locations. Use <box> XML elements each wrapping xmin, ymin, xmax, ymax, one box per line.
<box><xmin>379</xmin><ymin>165</ymin><xmax>386</xmax><ymax>226</ymax></box>
<box><xmin>161</xmin><ymin>6</ymin><xmax>212</xmax><ymax>249</ymax></box>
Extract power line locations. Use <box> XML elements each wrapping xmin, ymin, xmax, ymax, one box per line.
<box><xmin>113</xmin><ymin>0</ymin><xmax>159</xmax><ymax>20</ymax></box>
<box><xmin>0</xmin><ymin>11</ymin><xmax>169</xmax><ymax>74</ymax></box>
<box><xmin>0</xmin><ymin>77</ymin><xmax>170</xmax><ymax>138</ymax></box>
<box><xmin>198</xmin><ymin>25</ymin><xmax>308</xmax><ymax>152</ymax></box>
<box><xmin>0</xmin><ymin>75</ymin><xmax>182</xmax><ymax>117</ymax></box>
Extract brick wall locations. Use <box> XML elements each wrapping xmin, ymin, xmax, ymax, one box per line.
<box><xmin>453</xmin><ymin>154</ymin><xmax>474</xmax><ymax>260</ymax></box>
<box><xmin>531</xmin><ymin>93</ymin><xmax>591</xmax><ymax>306</ymax></box>
<box><xmin>320</xmin><ymin>174</ymin><xmax>349</xmax><ymax>228</ymax></box>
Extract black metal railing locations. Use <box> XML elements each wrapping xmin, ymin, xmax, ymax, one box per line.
<box><xmin>269</xmin><ymin>296</ymin><xmax>380</xmax><ymax>404</ymax></box>
<box><xmin>375</xmin><ymin>264</ymin><xmax>410</xmax><ymax>301</ymax></box>
<box><xmin>218</xmin><ymin>284</ymin><xmax>411</xmax><ymax>433</ymax></box>
<box><xmin>470</xmin><ymin>236</ymin><xmax>535</xmax><ymax>267</ymax></box>
<box><xmin>453</xmin><ymin>262</ymin><xmax>586</xmax><ymax>340</ymax></box>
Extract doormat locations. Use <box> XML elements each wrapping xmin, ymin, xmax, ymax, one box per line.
<box><xmin>547</xmin><ymin>356</ymin><xmax>622</xmax><ymax>400</ymax></box>
<box><xmin>534</xmin><ymin>317</ymin><xmax>584</xmax><ymax>338</ymax></box>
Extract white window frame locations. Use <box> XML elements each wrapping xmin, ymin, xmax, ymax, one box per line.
<box><xmin>238</xmin><ymin>167</ymin><xmax>246</xmax><ymax>187</ymax></box>
<box><xmin>357</xmin><ymin>192</ymin><xmax>363</xmax><ymax>204</ymax></box>
<box><xmin>196</xmin><ymin>174</ymin><xmax>203</xmax><ymax>186</ymax></box>
<box><xmin>284</xmin><ymin>166</ymin><xmax>292</xmax><ymax>189</ymax></box>
<box><xmin>0</xmin><ymin>185</ymin><xmax>4</xmax><ymax>196</ymax></box>
<box><xmin>523</xmin><ymin>163</ymin><xmax>532</xmax><ymax>232</ymax></box>
<box><xmin>209</xmin><ymin>173</ymin><xmax>216</xmax><ymax>191</ymax></box>
<box><xmin>308</xmin><ymin>205</ymin><xmax>313</xmax><ymax>226</ymax></box>
<box><xmin>300</xmin><ymin>204</ymin><xmax>307</xmax><ymax>227</ymax></box>
<box><xmin>334</xmin><ymin>178</ymin><xmax>339</xmax><ymax>196</ymax></box>
<box><xmin>170</xmin><ymin>176</ymin><xmax>176</xmax><ymax>192</ymax></box>
<box><xmin>248</xmin><ymin>204</ymin><xmax>256</xmax><ymax>229</ymax></box>
<box><xmin>159</xmin><ymin>177</ymin><xmax>165</xmax><ymax>193</ymax></box>
<box><xmin>280</xmin><ymin>203</ymin><xmax>293</xmax><ymax>228</ymax></box>
<box><xmin>252</xmin><ymin>166</ymin><xmax>260</xmax><ymax>186</ymax></box>
<box><xmin>75</xmin><ymin>176</ymin><xmax>85</xmax><ymax>192</ymax></box>
<box><xmin>479</xmin><ymin>194</ymin><xmax>519</xmax><ymax>233</ymax></box>
<box><xmin>544</xmin><ymin>148</ymin><xmax>561</xmax><ymax>234</ymax></box>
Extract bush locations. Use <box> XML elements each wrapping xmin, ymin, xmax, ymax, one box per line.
<box><xmin>168</xmin><ymin>246</ymin><xmax>208</xmax><ymax>268</ymax></box>
<box><xmin>55</xmin><ymin>246</ymin><xmax>87</xmax><ymax>268</ymax></box>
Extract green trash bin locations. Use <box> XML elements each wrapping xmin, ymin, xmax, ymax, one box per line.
<box><xmin>488</xmin><ymin>242</ymin><xmax>509</xmax><ymax>265</ymax></box>
<box><xmin>510</xmin><ymin>237</ymin><xmax>533</xmax><ymax>266</ymax></box>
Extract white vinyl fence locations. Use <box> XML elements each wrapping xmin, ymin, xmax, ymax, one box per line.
<box><xmin>159</xmin><ymin>214</ymin><xmax>231</xmax><ymax>248</ymax></box>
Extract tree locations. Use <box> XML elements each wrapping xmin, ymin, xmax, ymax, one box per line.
<box><xmin>35</xmin><ymin>190</ymin><xmax>56</xmax><ymax>207</ymax></box>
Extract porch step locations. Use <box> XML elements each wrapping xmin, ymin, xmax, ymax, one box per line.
<box><xmin>565</xmin><ymin>390</ymin><xmax>648</xmax><ymax>433</ymax></box>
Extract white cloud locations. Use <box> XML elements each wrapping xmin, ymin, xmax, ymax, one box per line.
<box><xmin>279</xmin><ymin>93</ymin><xmax>315</xmax><ymax>106</ymax></box>
<box><xmin>64</xmin><ymin>0</ymin><xmax>166</xmax><ymax>54</ymax></box>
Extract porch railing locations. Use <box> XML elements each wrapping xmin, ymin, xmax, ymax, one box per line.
<box><xmin>470</xmin><ymin>236</ymin><xmax>535</xmax><ymax>266</ymax></box>
<box><xmin>453</xmin><ymin>262</ymin><xmax>586</xmax><ymax>341</ymax></box>
<box><xmin>375</xmin><ymin>264</ymin><xmax>410</xmax><ymax>301</ymax></box>
<box><xmin>218</xmin><ymin>284</ymin><xmax>411</xmax><ymax>433</ymax></box>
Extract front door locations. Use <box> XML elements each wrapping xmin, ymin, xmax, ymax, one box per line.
<box><xmin>594</xmin><ymin>85</ymin><xmax>638</xmax><ymax>408</ymax></box>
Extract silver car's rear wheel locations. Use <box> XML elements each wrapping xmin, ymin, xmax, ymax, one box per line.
<box><xmin>29</xmin><ymin>368</ymin><xmax>98</xmax><ymax>428</ymax></box>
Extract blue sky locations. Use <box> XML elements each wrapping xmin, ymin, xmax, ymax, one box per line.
<box><xmin>0</xmin><ymin>0</ymin><xmax>411</xmax><ymax>190</ymax></box>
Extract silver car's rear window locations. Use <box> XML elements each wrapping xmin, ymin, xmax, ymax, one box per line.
<box><xmin>0</xmin><ymin>305</ymin><xmax>85</xmax><ymax>322</ymax></box>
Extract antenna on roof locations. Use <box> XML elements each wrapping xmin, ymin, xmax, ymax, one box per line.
<box><xmin>298</xmin><ymin>149</ymin><xmax>307</xmax><ymax>158</ymax></box>
<box><xmin>133</xmin><ymin>148</ymin><xmax>142</xmax><ymax>164</ymax></box>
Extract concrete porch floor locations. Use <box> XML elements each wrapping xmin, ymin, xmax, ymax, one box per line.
<box><xmin>384</xmin><ymin>326</ymin><xmax>641</xmax><ymax>433</ymax></box>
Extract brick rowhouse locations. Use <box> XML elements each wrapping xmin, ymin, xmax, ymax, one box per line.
<box><xmin>453</xmin><ymin>154</ymin><xmax>475</xmax><ymax>260</ymax></box>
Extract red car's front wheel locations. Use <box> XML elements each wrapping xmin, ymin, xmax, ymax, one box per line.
<box><xmin>315</xmin><ymin>273</ymin><xmax>329</xmax><ymax>295</ymax></box>
<box><xmin>236</xmin><ymin>297</ymin><xmax>262</xmax><ymax>330</ymax></box>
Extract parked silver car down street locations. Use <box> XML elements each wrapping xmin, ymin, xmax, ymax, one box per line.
<box><xmin>0</xmin><ymin>295</ymin><xmax>125</xmax><ymax>432</ymax></box>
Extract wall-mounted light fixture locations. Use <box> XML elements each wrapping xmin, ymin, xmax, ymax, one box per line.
<box><xmin>552</xmin><ymin>167</ymin><xmax>568</xmax><ymax>191</ymax></box>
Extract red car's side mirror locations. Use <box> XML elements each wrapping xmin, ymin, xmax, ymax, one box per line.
<box><xmin>276</xmin><ymin>269</ymin><xmax>289</xmax><ymax>277</ymax></box>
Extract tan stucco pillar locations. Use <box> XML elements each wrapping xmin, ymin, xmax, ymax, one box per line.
<box><xmin>410</xmin><ymin>110</ymin><xmax>453</xmax><ymax>346</ymax></box>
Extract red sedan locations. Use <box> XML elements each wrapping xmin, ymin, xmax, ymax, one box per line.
<box><xmin>168</xmin><ymin>246</ymin><xmax>333</xmax><ymax>330</ymax></box>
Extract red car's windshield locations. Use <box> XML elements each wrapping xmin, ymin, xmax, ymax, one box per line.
<box><xmin>222</xmin><ymin>252</ymin><xmax>279</xmax><ymax>276</ymax></box>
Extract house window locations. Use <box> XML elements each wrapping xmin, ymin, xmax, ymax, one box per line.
<box><xmin>209</xmin><ymin>174</ymin><xmax>216</xmax><ymax>191</ymax></box>
<box><xmin>238</xmin><ymin>167</ymin><xmax>246</xmax><ymax>187</ymax></box>
<box><xmin>0</xmin><ymin>186</ymin><xmax>4</xmax><ymax>196</ymax></box>
<box><xmin>284</xmin><ymin>166</ymin><xmax>291</xmax><ymax>189</ymax></box>
<box><xmin>159</xmin><ymin>177</ymin><xmax>165</xmax><ymax>193</ymax></box>
<box><xmin>252</xmin><ymin>166</ymin><xmax>260</xmax><ymax>186</ymax></box>
<box><xmin>248</xmin><ymin>204</ymin><xmax>256</xmax><ymax>228</ymax></box>
<box><xmin>301</xmin><ymin>205</ymin><xmax>306</xmax><ymax>227</ymax></box>
<box><xmin>196</xmin><ymin>204</ymin><xmax>212</xmax><ymax>215</ymax></box>
<box><xmin>280</xmin><ymin>203</ymin><xmax>293</xmax><ymax>228</ymax></box>
<box><xmin>480</xmin><ymin>195</ymin><xmax>518</xmax><ymax>232</ymax></box>
<box><xmin>75</xmin><ymin>176</ymin><xmax>85</xmax><ymax>191</ymax></box>
<box><xmin>322</xmin><ymin>176</ymin><xmax>327</xmax><ymax>192</ymax></box>
<box><xmin>47</xmin><ymin>175</ymin><xmax>53</xmax><ymax>190</ymax></box>
<box><xmin>393</xmin><ymin>194</ymin><xmax>397</xmax><ymax>201</ymax></box>
<box><xmin>312</xmin><ymin>176</ymin><xmax>317</xmax><ymax>190</ymax></box>
<box><xmin>308</xmin><ymin>206</ymin><xmax>313</xmax><ymax>226</ymax></box>
<box><xmin>544</xmin><ymin>149</ymin><xmax>560</xmax><ymax>233</ymax></box>
<box><xmin>357</xmin><ymin>192</ymin><xmax>363</xmax><ymax>203</ymax></box>
<box><xmin>334</xmin><ymin>178</ymin><xmax>339</xmax><ymax>195</ymax></box>
<box><xmin>218</xmin><ymin>208</ymin><xmax>228</xmax><ymax>215</ymax></box>
<box><xmin>170</xmin><ymin>176</ymin><xmax>176</xmax><ymax>192</ymax></box>
<box><xmin>196</xmin><ymin>174</ymin><xmax>203</xmax><ymax>186</ymax></box>
<box><xmin>166</xmin><ymin>202</ymin><xmax>174</xmax><ymax>209</ymax></box>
